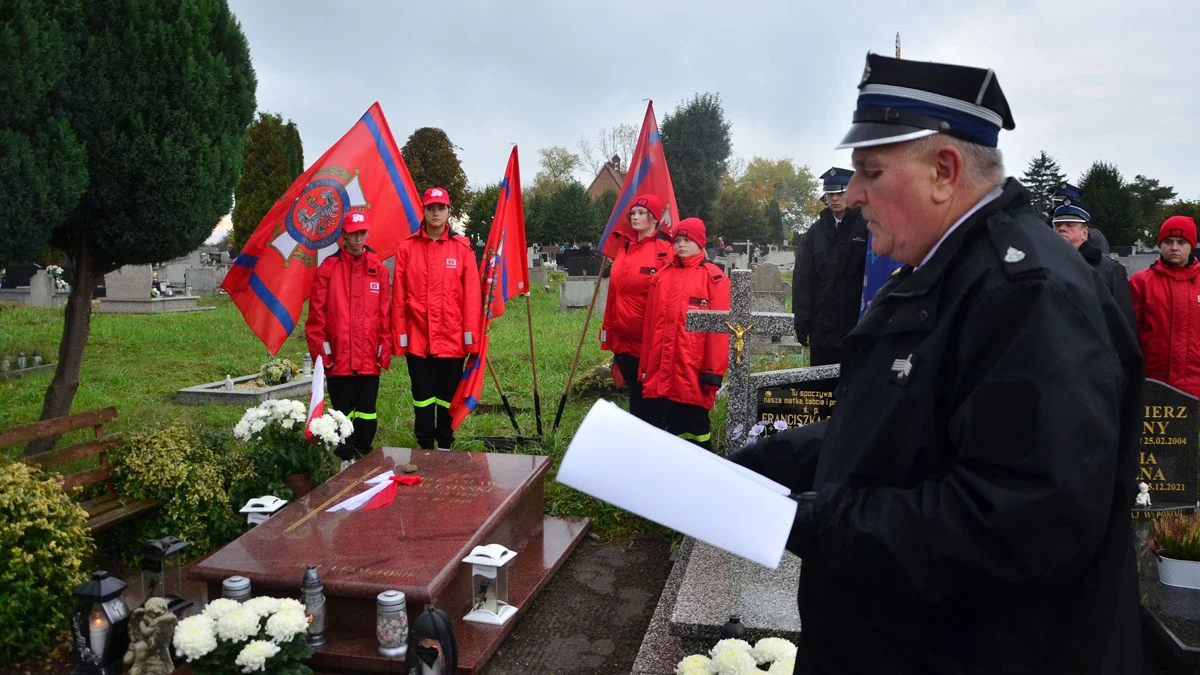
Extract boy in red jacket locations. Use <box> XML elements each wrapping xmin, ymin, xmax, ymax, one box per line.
<box><xmin>1130</xmin><ymin>215</ymin><xmax>1200</xmax><ymax>398</ymax></box>
<box><xmin>639</xmin><ymin>218</ymin><xmax>730</xmax><ymax>449</ymax></box>
<box><xmin>393</xmin><ymin>187</ymin><xmax>482</xmax><ymax>449</ymax></box>
<box><xmin>305</xmin><ymin>211</ymin><xmax>392</xmax><ymax>460</ymax></box>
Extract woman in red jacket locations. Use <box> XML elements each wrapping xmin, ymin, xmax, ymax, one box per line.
<box><xmin>1130</xmin><ymin>215</ymin><xmax>1200</xmax><ymax>398</ymax></box>
<box><xmin>305</xmin><ymin>211</ymin><xmax>392</xmax><ymax>460</ymax></box>
<box><xmin>639</xmin><ymin>218</ymin><xmax>730</xmax><ymax>449</ymax></box>
<box><xmin>393</xmin><ymin>187</ymin><xmax>482</xmax><ymax>449</ymax></box>
<box><xmin>600</xmin><ymin>193</ymin><xmax>674</xmax><ymax>422</ymax></box>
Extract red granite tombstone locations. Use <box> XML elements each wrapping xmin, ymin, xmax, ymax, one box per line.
<box><xmin>189</xmin><ymin>448</ymin><xmax>590</xmax><ymax>674</ymax></box>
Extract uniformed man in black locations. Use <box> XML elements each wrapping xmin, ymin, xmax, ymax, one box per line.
<box><xmin>1053</xmin><ymin>202</ymin><xmax>1136</xmax><ymax>330</ymax></box>
<box><xmin>792</xmin><ymin>167</ymin><xmax>869</xmax><ymax>365</ymax></box>
<box><xmin>733</xmin><ymin>54</ymin><xmax>1143</xmax><ymax>674</ymax></box>
<box><xmin>1053</xmin><ymin>181</ymin><xmax>1111</xmax><ymax>254</ymax></box>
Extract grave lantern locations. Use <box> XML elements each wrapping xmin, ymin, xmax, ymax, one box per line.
<box><xmin>138</xmin><ymin>536</ymin><xmax>192</xmax><ymax>614</ymax></box>
<box><xmin>240</xmin><ymin>495</ymin><xmax>287</xmax><ymax>528</ymax></box>
<box><xmin>461</xmin><ymin>544</ymin><xmax>518</xmax><ymax>625</ymax></box>
<box><xmin>71</xmin><ymin>570</ymin><xmax>130</xmax><ymax>675</ymax></box>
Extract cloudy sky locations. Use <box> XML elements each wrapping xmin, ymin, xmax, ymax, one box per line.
<box><xmin>226</xmin><ymin>0</ymin><xmax>1199</xmax><ymax>212</ymax></box>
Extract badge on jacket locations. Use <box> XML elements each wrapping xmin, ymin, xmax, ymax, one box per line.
<box><xmin>445</xmin><ymin>258</ymin><xmax>457</xmax><ymax>268</ymax></box>
<box><xmin>370</xmin><ymin>281</ymin><xmax>381</xmax><ymax>293</ymax></box>
<box><xmin>890</xmin><ymin>353</ymin><xmax>916</xmax><ymax>385</ymax></box>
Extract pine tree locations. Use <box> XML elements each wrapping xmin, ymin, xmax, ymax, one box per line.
<box><xmin>1020</xmin><ymin>151</ymin><xmax>1066</xmax><ymax>221</ymax></box>
<box><xmin>401</xmin><ymin>127</ymin><xmax>469</xmax><ymax>218</ymax></box>
<box><xmin>1128</xmin><ymin>175</ymin><xmax>1177</xmax><ymax>243</ymax></box>
<box><xmin>661</xmin><ymin>93</ymin><xmax>732</xmax><ymax>222</ymax></box>
<box><xmin>1078</xmin><ymin>162</ymin><xmax>1140</xmax><ymax>247</ymax></box>
<box><xmin>232</xmin><ymin>112</ymin><xmax>304</xmax><ymax>251</ymax></box>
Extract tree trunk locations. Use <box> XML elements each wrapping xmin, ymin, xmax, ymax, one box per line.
<box><xmin>25</xmin><ymin>237</ymin><xmax>102</xmax><ymax>457</ymax></box>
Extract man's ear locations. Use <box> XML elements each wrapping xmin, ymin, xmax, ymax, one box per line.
<box><xmin>930</xmin><ymin>145</ymin><xmax>965</xmax><ymax>204</ymax></box>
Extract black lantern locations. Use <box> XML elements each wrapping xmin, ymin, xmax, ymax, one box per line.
<box><xmin>138</xmin><ymin>536</ymin><xmax>192</xmax><ymax>614</ymax></box>
<box><xmin>71</xmin><ymin>570</ymin><xmax>130</xmax><ymax>675</ymax></box>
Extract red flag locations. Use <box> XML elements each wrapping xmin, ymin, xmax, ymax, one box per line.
<box><xmin>222</xmin><ymin>102</ymin><xmax>422</xmax><ymax>354</ymax></box>
<box><xmin>449</xmin><ymin>147</ymin><xmax>526</xmax><ymax>429</ymax></box>
<box><xmin>596</xmin><ymin>102</ymin><xmax>680</xmax><ymax>258</ymax></box>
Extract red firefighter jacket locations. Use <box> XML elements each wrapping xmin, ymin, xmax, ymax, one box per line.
<box><xmin>600</xmin><ymin>230</ymin><xmax>675</xmax><ymax>358</ymax></box>
<box><xmin>305</xmin><ymin>248</ymin><xmax>392</xmax><ymax>376</ymax></box>
<box><xmin>392</xmin><ymin>227</ymin><xmax>482</xmax><ymax>359</ymax></box>
<box><xmin>639</xmin><ymin>253</ymin><xmax>730</xmax><ymax>409</ymax></box>
<box><xmin>1130</xmin><ymin>258</ymin><xmax>1200</xmax><ymax>397</ymax></box>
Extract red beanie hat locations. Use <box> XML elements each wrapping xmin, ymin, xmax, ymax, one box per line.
<box><xmin>675</xmin><ymin>218</ymin><xmax>707</xmax><ymax>248</ymax></box>
<box><xmin>629</xmin><ymin>193</ymin><xmax>665</xmax><ymax>223</ymax></box>
<box><xmin>1158</xmin><ymin>215</ymin><xmax>1197</xmax><ymax>249</ymax></box>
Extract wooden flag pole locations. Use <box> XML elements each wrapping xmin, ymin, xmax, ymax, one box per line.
<box><xmin>486</xmin><ymin>357</ymin><xmax>521</xmax><ymax>435</ymax></box>
<box><xmin>524</xmin><ymin>293</ymin><xmax>544</xmax><ymax>438</ymax></box>
<box><xmin>553</xmin><ymin>256</ymin><xmax>612</xmax><ymax>433</ymax></box>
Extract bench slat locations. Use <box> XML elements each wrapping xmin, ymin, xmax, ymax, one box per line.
<box><xmin>81</xmin><ymin>493</ymin><xmax>121</xmax><ymax>518</ymax></box>
<box><xmin>62</xmin><ymin>467</ymin><xmax>112</xmax><ymax>493</ymax></box>
<box><xmin>26</xmin><ymin>435</ymin><xmax>123</xmax><ymax>470</ymax></box>
<box><xmin>86</xmin><ymin>499</ymin><xmax>159</xmax><ymax>532</ymax></box>
<box><xmin>0</xmin><ymin>407</ymin><xmax>118</xmax><ymax>450</ymax></box>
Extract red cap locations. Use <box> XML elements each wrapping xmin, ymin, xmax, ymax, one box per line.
<box><xmin>1158</xmin><ymin>215</ymin><xmax>1197</xmax><ymax>249</ymax></box>
<box><xmin>342</xmin><ymin>210</ymin><xmax>371</xmax><ymax>233</ymax></box>
<box><xmin>629</xmin><ymin>193</ymin><xmax>665</xmax><ymax>223</ymax></box>
<box><xmin>675</xmin><ymin>218</ymin><xmax>707</xmax><ymax>248</ymax></box>
<box><xmin>423</xmin><ymin>187</ymin><xmax>451</xmax><ymax>207</ymax></box>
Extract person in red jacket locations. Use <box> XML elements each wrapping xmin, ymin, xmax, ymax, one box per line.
<box><xmin>600</xmin><ymin>193</ymin><xmax>675</xmax><ymax>422</ymax></box>
<box><xmin>393</xmin><ymin>187</ymin><xmax>482</xmax><ymax>449</ymax></box>
<box><xmin>305</xmin><ymin>210</ymin><xmax>392</xmax><ymax>460</ymax></box>
<box><xmin>639</xmin><ymin>218</ymin><xmax>730</xmax><ymax>449</ymax></box>
<box><xmin>1130</xmin><ymin>215</ymin><xmax>1200</xmax><ymax>397</ymax></box>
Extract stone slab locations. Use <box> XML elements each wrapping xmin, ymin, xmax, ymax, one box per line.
<box><xmin>185</xmin><ymin>266</ymin><xmax>228</xmax><ymax>296</ymax></box>
<box><xmin>631</xmin><ymin>538</ymin><xmax>694</xmax><ymax>675</ymax></box>
<box><xmin>0</xmin><ymin>362</ymin><xmax>56</xmax><ymax>381</ymax></box>
<box><xmin>1139</xmin><ymin>544</ymin><xmax>1200</xmax><ymax>671</ymax></box>
<box><xmin>669</xmin><ymin>541</ymin><xmax>801</xmax><ymax>657</ymax></box>
<box><xmin>104</xmin><ymin>264</ymin><xmax>155</xmax><ymax>299</ymax></box>
<box><xmin>559</xmin><ymin>276</ymin><xmax>608</xmax><ymax>311</ymax></box>
<box><xmin>97</xmin><ymin>295</ymin><xmax>209</xmax><ymax>314</ymax></box>
<box><xmin>176</xmin><ymin>373</ymin><xmax>313</xmax><ymax>405</ymax></box>
<box><xmin>1138</xmin><ymin>379</ymin><xmax>1200</xmax><ymax>507</ymax></box>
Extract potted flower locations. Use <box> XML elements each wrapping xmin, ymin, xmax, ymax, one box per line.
<box><xmin>256</xmin><ymin>357</ymin><xmax>301</xmax><ymax>387</ymax></box>
<box><xmin>675</xmin><ymin>637</ymin><xmax>797</xmax><ymax>674</ymax></box>
<box><xmin>1149</xmin><ymin>510</ymin><xmax>1200</xmax><ymax>590</ymax></box>
<box><xmin>233</xmin><ymin>399</ymin><xmax>352</xmax><ymax>498</ymax></box>
<box><xmin>173</xmin><ymin>596</ymin><xmax>313</xmax><ymax>674</ymax></box>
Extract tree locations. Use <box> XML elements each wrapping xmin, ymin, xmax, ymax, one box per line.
<box><xmin>1078</xmin><ymin>162</ymin><xmax>1140</xmax><ymax>247</ymax></box>
<box><xmin>532</xmin><ymin>146</ymin><xmax>582</xmax><ymax>194</ymax></box>
<box><xmin>25</xmin><ymin>0</ymin><xmax>257</xmax><ymax>448</ymax></box>
<box><xmin>737</xmin><ymin>157</ymin><xmax>821</xmax><ymax>232</ymax></box>
<box><xmin>1020</xmin><ymin>151</ymin><xmax>1066</xmax><ymax>220</ymax></box>
<box><xmin>465</xmin><ymin>182</ymin><xmax>502</xmax><ymax>242</ymax></box>
<box><xmin>594</xmin><ymin>188</ymin><xmax>619</xmax><ymax>229</ymax></box>
<box><xmin>525</xmin><ymin>181</ymin><xmax>599</xmax><ymax>245</ymax></box>
<box><xmin>661</xmin><ymin>92</ymin><xmax>732</xmax><ymax>222</ymax></box>
<box><xmin>1128</xmin><ymin>174</ymin><xmax>1177</xmax><ymax>243</ymax></box>
<box><xmin>401</xmin><ymin>127</ymin><xmax>469</xmax><ymax>218</ymax></box>
<box><xmin>0</xmin><ymin>0</ymin><xmax>88</xmax><ymax>265</ymax></box>
<box><xmin>766</xmin><ymin>201</ymin><xmax>786</xmax><ymax>245</ymax></box>
<box><xmin>713</xmin><ymin>184</ymin><xmax>767</xmax><ymax>243</ymax></box>
<box><xmin>231</xmin><ymin>112</ymin><xmax>303</xmax><ymax>251</ymax></box>
<box><xmin>577</xmin><ymin>123</ymin><xmax>638</xmax><ymax>176</ymax></box>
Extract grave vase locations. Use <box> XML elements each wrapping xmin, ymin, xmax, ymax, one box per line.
<box><xmin>1158</xmin><ymin>556</ymin><xmax>1200</xmax><ymax>590</ymax></box>
<box><xmin>283</xmin><ymin>472</ymin><xmax>314</xmax><ymax>498</ymax></box>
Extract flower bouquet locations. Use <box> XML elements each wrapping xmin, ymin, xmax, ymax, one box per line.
<box><xmin>255</xmin><ymin>357</ymin><xmax>300</xmax><ymax>387</ymax></box>
<box><xmin>173</xmin><ymin>597</ymin><xmax>313</xmax><ymax>674</ymax></box>
<box><xmin>747</xmin><ymin>419</ymin><xmax>789</xmax><ymax>441</ymax></box>
<box><xmin>45</xmin><ymin>265</ymin><xmax>70</xmax><ymax>292</ymax></box>
<box><xmin>233</xmin><ymin>399</ymin><xmax>351</xmax><ymax>495</ymax></box>
<box><xmin>676</xmin><ymin>637</ymin><xmax>798</xmax><ymax>675</ymax></box>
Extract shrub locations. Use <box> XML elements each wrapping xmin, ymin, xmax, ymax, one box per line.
<box><xmin>0</xmin><ymin>460</ymin><xmax>94</xmax><ymax>663</ymax></box>
<box><xmin>1153</xmin><ymin>510</ymin><xmax>1200</xmax><ymax>562</ymax></box>
<box><xmin>110</xmin><ymin>426</ymin><xmax>253</xmax><ymax>559</ymax></box>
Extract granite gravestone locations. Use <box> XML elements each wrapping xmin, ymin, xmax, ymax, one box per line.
<box><xmin>1136</xmin><ymin>379</ymin><xmax>1199</xmax><ymax>508</ymax></box>
<box><xmin>750</xmin><ymin>263</ymin><xmax>788</xmax><ymax>314</ymax></box>
<box><xmin>757</xmin><ymin>377</ymin><xmax>838</xmax><ymax>428</ymax></box>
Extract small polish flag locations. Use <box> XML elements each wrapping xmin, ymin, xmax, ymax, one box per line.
<box><xmin>305</xmin><ymin>355</ymin><xmax>326</xmax><ymax>441</ymax></box>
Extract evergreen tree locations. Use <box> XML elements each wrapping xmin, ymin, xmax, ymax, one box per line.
<box><xmin>25</xmin><ymin>0</ymin><xmax>256</xmax><ymax>444</ymax></box>
<box><xmin>1128</xmin><ymin>174</ymin><xmax>1177</xmax><ymax>243</ymax></box>
<box><xmin>661</xmin><ymin>93</ymin><xmax>732</xmax><ymax>222</ymax></box>
<box><xmin>766</xmin><ymin>200</ymin><xmax>786</xmax><ymax>244</ymax></box>
<box><xmin>232</xmin><ymin>112</ymin><xmax>304</xmax><ymax>252</ymax></box>
<box><xmin>1020</xmin><ymin>151</ymin><xmax>1066</xmax><ymax>221</ymax></box>
<box><xmin>713</xmin><ymin>185</ymin><xmax>767</xmax><ymax>243</ymax></box>
<box><xmin>1079</xmin><ymin>162</ymin><xmax>1140</xmax><ymax>247</ymax></box>
<box><xmin>401</xmin><ymin>127</ymin><xmax>469</xmax><ymax>218</ymax></box>
<box><xmin>465</xmin><ymin>182</ymin><xmax>502</xmax><ymax>243</ymax></box>
<box><xmin>525</xmin><ymin>182</ymin><xmax>599</xmax><ymax>245</ymax></box>
<box><xmin>593</xmin><ymin>188</ymin><xmax>619</xmax><ymax>235</ymax></box>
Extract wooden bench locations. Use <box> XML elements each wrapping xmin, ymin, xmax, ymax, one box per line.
<box><xmin>1</xmin><ymin>407</ymin><xmax>159</xmax><ymax>532</ymax></box>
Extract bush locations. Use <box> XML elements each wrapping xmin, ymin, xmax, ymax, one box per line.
<box><xmin>0</xmin><ymin>460</ymin><xmax>94</xmax><ymax>663</ymax></box>
<box><xmin>110</xmin><ymin>426</ymin><xmax>254</xmax><ymax>559</ymax></box>
<box><xmin>1153</xmin><ymin>510</ymin><xmax>1200</xmax><ymax>562</ymax></box>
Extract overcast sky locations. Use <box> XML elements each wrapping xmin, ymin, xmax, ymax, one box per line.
<box><xmin>226</xmin><ymin>0</ymin><xmax>1199</xmax><ymax>209</ymax></box>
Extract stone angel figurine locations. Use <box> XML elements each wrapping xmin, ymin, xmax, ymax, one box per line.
<box><xmin>123</xmin><ymin>597</ymin><xmax>177</xmax><ymax>675</ymax></box>
<box><xmin>1135</xmin><ymin>481</ymin><xmax>1152</xmax><ymax>508</ymax></box>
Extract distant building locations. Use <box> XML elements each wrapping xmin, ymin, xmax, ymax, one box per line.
<box><xmin>586</xmin><ymin>154</ymin><xmax>625</xmax><ymax>200</ymax></box>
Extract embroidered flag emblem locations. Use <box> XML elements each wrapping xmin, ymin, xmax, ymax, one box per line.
<box><xmin>891</xmin><ymin>354</ymin><xmax>914</xmax><ymax>380</ymax></box>
<box><xmin>1004</xmin><ymin>247</ymin><xmax>1025</xmax><ymax>263</ymax></box>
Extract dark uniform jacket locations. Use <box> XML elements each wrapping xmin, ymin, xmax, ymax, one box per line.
<box><xmin>734</xmin><ymin>179</ymin><xmax>1144</xmax><ymax>674</ymax></box>
<box><xmin>1080</xmin><ymin>237</ymin><xmax>1136</xmax><ymax>331</ymax></box>
<box><xmin>792</xmin><ymin>207</ymin><xmax>868</xmax><ymax>348</ymax></box>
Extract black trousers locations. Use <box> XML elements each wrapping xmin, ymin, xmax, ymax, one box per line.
<box><xmin>326</xmin><ymin>374</ymin><xmax>380</xmax><ymax>460</ymax></box>
<box><xmin>406</xmin><ymin>355</ymin><xmax>465</xmax><ymax>449</ymax></box>
<box><xmin>809</xmin><ymin>346</ymin><xmax>843</xmax><ymax>366</ymax></box>
<box><xmin>648</xmin><ymin>399</ymin><xmax>712</xmax><ymax>451</ymax></box>
<box><xmin>613</xmin><ymin>352</ymin><xmax>656</xmax><ymax>424</ymax></box>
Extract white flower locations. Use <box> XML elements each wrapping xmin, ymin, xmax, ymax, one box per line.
<box><xmin>280</xmin><ymin>417</ymin><xmax>295</xmax><ymax>429</ymax></box>
<box><xmin>173</xmin><ymin>615</ymin><xmax>217</xmax><ymax>661</ymax></box>
<box><xmin>707</xmin><ymin>647</ymin><xmax>757</xmax><ymax>675</ymax></box>
<box><xmin>274</xmin><ymin>598</ymin><xmax>305</xmax><ymax>615</ymax></box>
<box><xmin>235</xmin><ymin>640</ymin><xmax>280</xmax><ymax>673</ymax></box>
<box><xmin>242</xmin><ymin>596</ymin><xmax>280</xmax><ymax>617</ymax></box>
<box><xmin>751</xmin><ymin>637</ymin><xmax>797</xmax><ymax>665</ymax></box>
<box><xmin>675</xmin><ymin>654</ymin><xmax>711</xmax><ymax>675</ymax></box>
<box><xmin>203</xmin><ymin>598</ymin><xmax>241</xmax><ymax>621</ymax></box>
<box><xmin>265</xmin><ymin>607</ymin><xmax>309</xmax><ymax>643</ymax></box>
<box><xmin>772</xmin><ymin>420</ymin><xmax>788</xmax><ymax>432</ymax></box>
<box><xmin>748</xmin><ymin>423</ymin><xmax>765</xmax><ymax>438</ymax></box>
<box><xmin>214</xmin><ymin>606</ymin><xmax>262</xmax><ymax>642</ymax></box>
<box><xmin>709</xmin><ymin>638</ymin><xmax>752</xmax><ymax>659</ymax></box>
<box><xmin>767</xmin><ymin>658</ymin><xmax>796</xmax><ymax>675</ymax></box>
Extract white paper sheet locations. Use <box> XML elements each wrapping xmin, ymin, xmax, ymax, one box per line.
<box><xmin>557</xmin><ymin>400</ymin><xmax>798</xmax><ymax>569</ymax></box>
<box><xmin>326</xmin><ymin>470</ymin><xmax>395</xmax><ymax>512</ymax></box>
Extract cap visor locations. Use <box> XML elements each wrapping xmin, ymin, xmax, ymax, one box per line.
<box><xmin>835</xmin><ymin>123</ymin><xmax>938</xmax><ymax>149</ymax></box>
<box><xmin>823</xmin><ymin>186</ymin><xmax>848</xmax><ymax>194</ymax></box>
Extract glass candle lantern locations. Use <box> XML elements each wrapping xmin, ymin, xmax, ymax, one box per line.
<box><xmin>138</xmin><ymin>536</ymin><xmax>192</xmax><ymax>614</ymax></box>
<box><xmin>375</xmin><ymin>590</ymin><xmax>408</xmax><ymax>658</ymax></box>
<box><xmin>240</xmin><ymin>495</ymin><xmax>287</xmax><ymax>528</ymax></box>
<box><xmin>71</xmin><ymin>570</ymin><xmax>130</xmax><ymax>675</ymax></box>
<box><xmin>461</xmin><ymin>544</ymin><xmax>518</xmax><ymax>626</ymax></box>
<box><xmin>301</xmin><ymin>564</ymin><xmax>328</xmax><ymax>647</ymax></box>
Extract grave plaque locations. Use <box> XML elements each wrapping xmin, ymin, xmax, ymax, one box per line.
<box><xmin>757</xmin><ymin>378</ymin><xmax>837</xmax><ymax>427</ymax></box>
<box><xmin>1136</xmin><ymin>379</ymin><xmax>1199</xmax><ymax>507</ymax></box>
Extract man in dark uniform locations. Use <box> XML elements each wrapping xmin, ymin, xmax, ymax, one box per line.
<box><xmin>1053</xmin><ymin>181</ymin><xmax>1111</xmax><ymax>254</ymax></box>
<box><xmin>733</xmin><ymin>54</ymin><xmax>1144</xmax><ymax>674</ymax></box>
<box><xmin>792</xmin><ymin>167</ymin><xmax>869</xmax><ymax>365</ymax></box>
<box><xmin>1053</xmin><ymin>202</ymin><xmax>1136</xmax><ymax>329</ymax></box>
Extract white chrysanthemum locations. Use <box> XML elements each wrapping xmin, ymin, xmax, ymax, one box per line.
<box><xmin>249</xmin><ymin>419</ymin><xmax>266</xmax><ymax>434</ymax></box>
<box><xmin>280</xmin><ymin>417</ymin><xmax>295</xmax><ymax>429</ymax></box>
<box><xmin>709</xmin><ymin>638</ymin><xmax>752</xmax><ymax>659</ymax></box>
<box><xmin>214</xmin><ymin>606</ymin><xmax>262</xmax><ymax>642</ymax></box>
<box><xmin>173</xmin><ymin>614</ymin><xmax>217</xmax><ymax>661</ymax></box>
<box><xmin>675</xmin><ymin>654</ymin><xmax>711</xmax><ymax>675</ymax></box>
<box><xmin>767</xmin><ymin>657</ymin><xmax>795</xmax><ymax>674</ymax></box>
<box><xmin>234</xmin><ymin>420</ymin><xmax>251</xmax><ymax>441</ymax></box>
<box><xmin>235</xmin><ymin>640</ymin><xmax>280</xmax><ymax>673</ymax></box>
<box><xmin>274</xmin><ymin>598</ymin><xmax>305</xmax><ymax>615</ymax></box>
<box><xmin>265</xmin><ymin>607</ymin><xmax>309</xmax><ymax>643</ymax></box>
<box><xmin>707</xmin><ymin>647</ymin><xmax>757</xmax><ymax>675</ymax></box>
<box><xmin>242</xmin><ymin>596</ymin><xmax>280</xmax><ymax>618</ymax></box>
<box><xmin>751</xmin><ymin>637</ymin><xmax>797</xmax><ymax>665</ymax></box>
<box><xmin>203</xmin><ymin>598</ymin><xmax>241</xmax><ymax>621</ymax></box>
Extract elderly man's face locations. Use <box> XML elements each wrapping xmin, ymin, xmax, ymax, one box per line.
<box><xmin>847</xmin><ymin>143</ymin><xmax>942</xmax><ymax>266</ymax></box>
<box><xmin>1054</xmin><ymin>221</ymin><xmax>1089</xmax><ymax>249</ymax></box>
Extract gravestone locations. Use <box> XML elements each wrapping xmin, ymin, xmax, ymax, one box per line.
<box><xmin>1131</xmin><ymin>380</ymin><xmax>1199</xmax><ymax>531</ymax></box>
<box><xmin>757</xmin><ymin>375</ymin><xmax>838</xmax><ymax>428</ymax></box>
<box><xmin>161</xmin><ymin>250</ymin><xmax>203</xmax><ymax>289</ymax></box>
<box><xmin>560</xmin><ymin>276</ymin><xmax>608</xmax><ymax>311</ymax></box>
<box><xmin>184</xmin><ymin>265</ymin><xmax>229</xmax><ymax>296</ymax></box>
<box><xmin>189</xmin><ymin>449</ymin><xmax>589</xmax><ymax>674</ymax></box>
<box><xmin>99</xmin><ymin>265</ymin><xmax>205</xmax><ymax>313</ymax></box>
<box><xmin>751</xmin><ymin>263</ymin><xmax>788</xmax><ymax>314</ymax></box>
<box><xmin>2</xmin><ymin>263</ymin><xmax>39</xmax><ymax>289</ymax></box>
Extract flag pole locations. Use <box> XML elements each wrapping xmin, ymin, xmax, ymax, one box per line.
<box><xmin>486</xmin><ymin>357</ymin><xmax>522</xmax><ymax>435</ymax></box>
<box><xmin>553</xmin><ymin>256</ymin><xmax>612</xmax><ymax>432</ymax></box>
<box><xmin>523</xmin><ymin>293</ymin><xmax>544</xmax><ymax>438</ymax></box>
